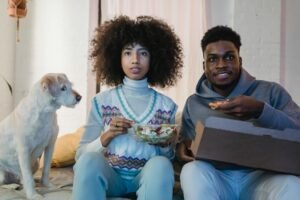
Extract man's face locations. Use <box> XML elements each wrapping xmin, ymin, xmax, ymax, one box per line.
<box><xmin>203</xmin><ymin>40</ymin><xmax>241</xmax><ymax>96</ymax></box>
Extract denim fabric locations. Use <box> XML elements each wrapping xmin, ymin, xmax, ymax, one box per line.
<box><xmin>180</xmin><ymin>160</ymin><xmax>300</xmax><ymax>200</ymax></box>
<box><xmin>72</xmin><ymin>152</ymin><xmax>174</xmax><ymax>200</ymax></box>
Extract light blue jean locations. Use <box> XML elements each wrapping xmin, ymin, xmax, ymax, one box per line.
<box><xmin>180</xmin><ymin>160</ymin><xmax>300</xmax><ymax>200</ymax></box>
<box><xmin>72</xmin><ymin>152</ymin><xmax>174</xmax><ymax>200</ymax></box>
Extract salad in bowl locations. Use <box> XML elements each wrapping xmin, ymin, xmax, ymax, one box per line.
<box><xmin>133</xmin><ymin>124</ymin><xmax>178</xmax><ymax>144</ymax></box>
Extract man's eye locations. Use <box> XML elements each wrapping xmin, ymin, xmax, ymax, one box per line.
<box><xmin>207</xmin><ymin>57</ymin><xmax>216</xmax><ymax>63</ymax></box>
<box><xmin>224</xmin><ymin>55</ymin><xmax>234</xmax><ymax>61</ymax></box>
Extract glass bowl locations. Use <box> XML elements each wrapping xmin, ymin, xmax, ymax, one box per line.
<box><xmin>133</xmin><ymin>124</ymin><xmax>177</xmax><ymax>144</ymax></box>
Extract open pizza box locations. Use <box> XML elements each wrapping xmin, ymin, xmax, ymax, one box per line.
<box><xmin>190</xmin><ymin>117</ymin><xmax>300</xmax><ymax>175</ymax></box>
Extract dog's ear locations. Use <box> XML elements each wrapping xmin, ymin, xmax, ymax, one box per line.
<box><xmin>57</xmin><ymin>74</ymin><xmax>69</xmax><ymax>85</ymax></box>
<box><xmin>41</xmin><ymin>75</ymin><xmax>59</xmax><ymax>97</ymax></box>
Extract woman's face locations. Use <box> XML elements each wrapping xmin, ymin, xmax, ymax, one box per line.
<box><xmin>121</xmin><ymin>43</ymin><xmax>150</xmax><ymax>80</ymax></box>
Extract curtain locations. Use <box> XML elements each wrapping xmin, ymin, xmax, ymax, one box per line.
<box><xmin>101</xmin><ymin>0</ymin><xmax>207</xmax><ymax>111</ymax></box>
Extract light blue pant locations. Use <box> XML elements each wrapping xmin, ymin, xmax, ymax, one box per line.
<box><xmin>180</xmin><ymin>160</ymin><xmax>300</xmax><ymax>200</ymax></box>
<box><xmin>72</xmin><ymin>152</ymin><xmax>174</xmax><ymax>200</ymax></box>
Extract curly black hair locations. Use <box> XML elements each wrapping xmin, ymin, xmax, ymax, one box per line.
<box><xmin>201</xmin><ymin>25</ymin><xmax>242</xmax><ymax>53</ymax></box>
<box><xmin>90</xmin><ymin>15</ymin><xmax>183</xmax><ymax>88</ymax></box>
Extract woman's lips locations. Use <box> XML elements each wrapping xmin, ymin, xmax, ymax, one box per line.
<box><xmin>130</xmin><ymin>67</ymin><xmax>141</xmax><ymax>74</ymax></box>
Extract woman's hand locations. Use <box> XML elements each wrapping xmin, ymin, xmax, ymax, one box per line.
<box><xmin>100</xmin><ymin>117</ymin><xmax>134</xmax><ymax>147</ymax></box>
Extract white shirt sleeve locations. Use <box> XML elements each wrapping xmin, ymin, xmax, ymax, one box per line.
<box><xmin>75</xmin><ymin>97</ymin><xmax>104</xmax><ymax>160</ymax></box>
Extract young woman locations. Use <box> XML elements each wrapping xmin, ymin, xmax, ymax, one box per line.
<box><xmin>72</xmin><ymin>15</ymin><xmax>183</xmax><ymax>200</ymax></box>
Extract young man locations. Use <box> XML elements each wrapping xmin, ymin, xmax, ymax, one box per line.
<box><xmin>177</xmin><ymin>26</ymin><xmax>300</xmax><ymax>200</ymax></box>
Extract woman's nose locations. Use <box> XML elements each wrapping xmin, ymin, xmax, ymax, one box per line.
<box><xmin>131</xmin><ymin>52</ymin><xmax>139</xmax><ymax>63</ymax></box>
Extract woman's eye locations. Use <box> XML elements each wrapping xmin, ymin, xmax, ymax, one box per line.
<box><xmin>61</xmin><ymin>85</ymin><xmax>67</xmax><ymax>91</ymax></box>
<box><xmin>141</xmin><ymin>51</ymin><xmax>149</xmax><ymax>56</ymax></box>
<box><xmin>123</xmin><ymin>51</ymin><xmax>131</xmax><ymax>56</ymax></box>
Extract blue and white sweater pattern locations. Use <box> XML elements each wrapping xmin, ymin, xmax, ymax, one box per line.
<box><xmin>93</xmin><ymin>85</ymin><xmax>177</xmax><ymax>175</ymax></box>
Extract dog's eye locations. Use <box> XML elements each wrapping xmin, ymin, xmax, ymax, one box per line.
<box><xmin>61</xmin><ymin>85</ymin><xmax>67</xmax><ymax>91</ymax></box>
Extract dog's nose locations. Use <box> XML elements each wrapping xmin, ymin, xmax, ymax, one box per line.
<box><xmin>76</xmin><ymin>94</ymin><xmax>82</xmax><ymax>102</ymax></box>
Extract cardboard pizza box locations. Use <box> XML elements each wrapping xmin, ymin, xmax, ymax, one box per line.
<box><xmin>190</xmin><ymin>117</ymin><xmax>300</xmax><ymax>175</ymax></box>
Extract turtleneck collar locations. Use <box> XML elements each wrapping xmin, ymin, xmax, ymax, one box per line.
<box><xmin>122</xmin><ymin>76</ymin><xmax>151</xmax><ymax>93</ymax></box>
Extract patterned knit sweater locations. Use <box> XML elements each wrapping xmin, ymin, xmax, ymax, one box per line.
<box><xmin>76</xmin><ymin>77</ymin><xmax>177</xmax><ymax>179</ymax></box>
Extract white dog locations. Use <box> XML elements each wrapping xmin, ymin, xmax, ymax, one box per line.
<box><xmin>0</xmin><ymin>73</ymin><xmax>81</xmax><ymax>199</ymax></box>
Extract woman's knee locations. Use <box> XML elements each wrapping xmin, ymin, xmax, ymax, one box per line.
<box><xmin>146</xmin><ymin>156</ymin><xmax>173</xmax><ymax>173</ymax></box>
<box><xmin>142</xmin><ymin>156</ymin><xmax>174</xmax><ymax>182</ymax></box>
<box><xmin>138</xmin><ymin>156</ymin><xmax>174</xmax><ymax>198</ymax></box>
<box><xmin>74</xmin><ymin>152</ymin><xmax>106</xmax><ymax>176</ymax></box>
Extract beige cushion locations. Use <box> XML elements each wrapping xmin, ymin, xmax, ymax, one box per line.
<box><xmin>51</xmin><ymin>127</ymin><xmax>84</xmax><ymax>167</ymax></box>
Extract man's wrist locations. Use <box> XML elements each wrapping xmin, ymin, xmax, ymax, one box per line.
<box><xmin>254</xmin><ymin>102</ymin><xmax>264</xmax><ymax>118</ymax></box>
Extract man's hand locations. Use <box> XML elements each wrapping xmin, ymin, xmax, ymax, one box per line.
<box><xmin>176</xmin><ymin>141</ymin><xmax>194</xmax><ymax>162</ymax></box>
<box><xmin>209</xmin><ymin>95</ymin><xmax>264</xmax><ymax>120</ymax></box>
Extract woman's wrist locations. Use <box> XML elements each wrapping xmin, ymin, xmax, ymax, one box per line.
<box><xmin>100</xmin><ymin>131</ymin><xmax>115</xmax><ymax>147</ymax></box>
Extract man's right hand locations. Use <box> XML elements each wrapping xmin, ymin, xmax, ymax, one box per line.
<box><xmin>209</xmin><ymin>95</ymin><xmax>264</xmax><ymax>120</ymax></box>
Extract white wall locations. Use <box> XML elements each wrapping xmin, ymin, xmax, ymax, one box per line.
<box><xmin>14</xmin><ymin>0</ymin><xmax>91</xmax><ymax>135</ymax></box>
<box><xmin>206</xmin><ymin>0</ymin><xmax>300</xmax><ymax>104</ymax></box>
<box><xmin>1</xmin><ymin>0</ymin><xmax>300</xmax><ymax>134</ymax></box>
<box><xmin>235</xmin><ymin>0</ymin><xmax>281</xmax><ymax>83</ymax></box>
<box><xmin>284</xmin><ymin>0</ymin><xmax>300</xmax><ymax>103</ymax></box>
<box><xmin>205</xmin><ymin>0</ymin><xmax>235</xmax><ymax>28</ymax></box>
<box><xmin>101</xmin><ymin>0</ymin><xmax>205</xmax><ymax>111</ymax></box>
<box><xmin>0</xmin><ymin>1</ymin><xmax>16</xmax><ymax>121</ymax></box>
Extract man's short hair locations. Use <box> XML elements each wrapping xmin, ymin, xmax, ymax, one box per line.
<box><xmin>201</xmin><ymin>25</ymin><xmax>242</xmax><ymax>52</ymax></box>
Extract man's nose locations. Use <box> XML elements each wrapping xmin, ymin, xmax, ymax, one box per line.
<box><xmin>216</xmin><ymin>58</ymin><xmax>226</xmax><ymax>68</ymax></box>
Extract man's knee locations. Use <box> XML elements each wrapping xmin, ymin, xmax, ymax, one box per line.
<box><xmin>250</xmin><ymin>174</ymin><xmax>300</xmax><ymax>200</ymax></box>
<box><xmin>278</xmin><ymin>175</ymin><xmax>300</xmax><ymax>198</ymax></box>
<box><xmin>181</xmin><ymin>160</ymin><xmax>215</xmax><ymax>181</ymax></box>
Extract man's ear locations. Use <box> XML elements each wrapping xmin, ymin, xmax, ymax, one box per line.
<box><xmin>202</xmin><ymin>61</ymin><xmax>205</xmax><ymax>71</ymax></box>
<box><xmin>239</xmin><ymin>57</ymin><xmax>242</xmax><ymax>67</ymax></box>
